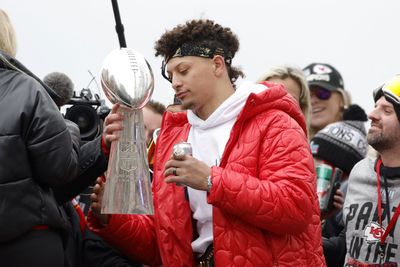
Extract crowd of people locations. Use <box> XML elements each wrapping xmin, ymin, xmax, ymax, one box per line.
<box><xmin>1</xmin><ymin>8</ymin><xmax>399</xmax><ymax>267</ymax></box>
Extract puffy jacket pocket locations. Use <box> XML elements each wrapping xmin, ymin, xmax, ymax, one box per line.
<box><xmin>0</xmin><ymin>177</ymin><xmax>44</xmax><ymax>242</ymax></box>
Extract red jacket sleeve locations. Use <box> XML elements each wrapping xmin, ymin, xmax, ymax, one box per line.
<box><xmin>87</xmin><ymin>212</ymin><xmax>161</xmax><ymax>266</ymax></box>
<box><xmin>208</xmin><ymin>110</ymin><xmax>317</xmax><ymax>235</ymax></box>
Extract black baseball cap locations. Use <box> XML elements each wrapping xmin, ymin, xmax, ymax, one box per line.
<box><xmin>303</xmin><ymin>63</ymin><xmax>345</xmax><ymax>91</ymax></box>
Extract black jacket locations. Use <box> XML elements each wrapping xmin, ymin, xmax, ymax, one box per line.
<box><xmin>0</xmin><ymin>51</ymin><xmax>108</xmax><ymax>242</ymax></box>
<box><xmin>322</xmin><ymin>212</ymin><xmax>346</xmax><ymax>267</ymax></box>
<box><xmin>62</xmin><ymin>202</ymin><xmax>141</xmax><ymax>267</ymax></box>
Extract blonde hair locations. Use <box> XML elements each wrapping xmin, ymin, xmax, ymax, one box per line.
<box><xmin>257</xmin><ymin>65</ymin><xmax>311</xmax><ymax>137</ymax></box>
<box><xmin>0</xmin><ymin>9</ymin><xmax>17</xmax><ymax>57</ymax></box>
<box><xmin>337</xmin><ymin>88</ymin><xmax>352</xmax><ymax>109</ymax></box>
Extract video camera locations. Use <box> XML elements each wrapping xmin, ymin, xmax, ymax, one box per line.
<box><xmin>65</xmin><ymin>88</ymin><xmax>110</xmax><ymax>142</ymax></box>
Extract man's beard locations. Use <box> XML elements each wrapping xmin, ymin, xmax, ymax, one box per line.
<box><xmin>367</xmin><ymin>130</ymin><xmax>390</xmax><ymax>152</ymax></box>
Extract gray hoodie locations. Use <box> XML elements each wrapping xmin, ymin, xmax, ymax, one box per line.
<box><xmin>343</xmin><ymin>157</ymin><xmax>400</xmax><ymax>266</ymax></box>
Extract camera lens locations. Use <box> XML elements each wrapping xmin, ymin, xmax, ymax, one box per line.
<box><xmin>65</xmin><ymin>103</ymin><xmax>100</xmax><ymax>141</ymax></box>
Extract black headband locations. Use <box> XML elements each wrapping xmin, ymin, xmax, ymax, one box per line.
<box><xmin>161</xmin><ymin>42</ymin><xmax>233</xmax><ymax>83</ymax></box>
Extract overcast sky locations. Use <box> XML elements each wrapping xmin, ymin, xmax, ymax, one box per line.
<box><xmin>2</xmin><ymin>0</ymin><xmax>400</xmax><ymax>115</ymax></box>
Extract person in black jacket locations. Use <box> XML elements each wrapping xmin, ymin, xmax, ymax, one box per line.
<box><xmin>0</xmin><ymin>9</ymin><xmax>140</xmax><ymax>267</ymax></box>
<box><xmin>60</xmin><ymin>199</ymin><xmax>141</xmax><ymax>267</ymax></box>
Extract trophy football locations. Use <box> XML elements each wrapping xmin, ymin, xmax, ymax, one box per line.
<box><xmin>100</xmin><ymin>48</ymin><xmax>154</xmax><ymax>214</ymax></box>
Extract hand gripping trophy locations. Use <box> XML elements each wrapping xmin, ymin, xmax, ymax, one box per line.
<box><xmin>100</xmin><ymin>48</ymin><xmax>154</xmax><ymax>215</ymax></box>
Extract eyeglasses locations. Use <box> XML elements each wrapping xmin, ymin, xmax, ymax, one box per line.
<box><xmin>374</xmin><ymin>74</ymin><xmax>400</xmax><ymax>105</ymax></box>
<box><xmin>310</xmin><ymin>86</ymin><xmax>332</xmax><ymax>100</ymax></box>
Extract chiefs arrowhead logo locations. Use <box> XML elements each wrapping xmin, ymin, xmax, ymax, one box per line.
<box><xmin>313</xmin><ymin>64</ymin><xmax>332</xmax><ymax>74</ymax></box>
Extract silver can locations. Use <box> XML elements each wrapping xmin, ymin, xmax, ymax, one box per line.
<box><xmin>172</xmin><ymin>142</ymin><xmax>192</xmax><ymax>160</ymax></box>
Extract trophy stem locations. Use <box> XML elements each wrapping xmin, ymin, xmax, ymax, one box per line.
<box><xmin>101</xmin><ymin>108</ymin><xmax>154</xmax><ymax>214</ymax></box>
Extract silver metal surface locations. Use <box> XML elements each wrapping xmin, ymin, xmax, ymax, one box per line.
<box><xmin>172</xmin><ymin>142</ymin><xmax>192</xmax><ymax>160</ymax></box>
<box><xmin>100</xmin><ymin>48</ymin><xmax>154</xmax><ymax>215</ymax></box>
<box><xmin>101</xmin><ymin>48</ymin><xmax>154</xmax><ymax>110</ymax></box>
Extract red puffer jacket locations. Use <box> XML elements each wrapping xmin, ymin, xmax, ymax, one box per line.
<box><xmin>88</xmin><ymin>83</ymin><xmax>325</xmax><ymax>266</ymax></box>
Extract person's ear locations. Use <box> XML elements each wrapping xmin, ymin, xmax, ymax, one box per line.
<box><xmin>212</xmin><ymin>55</ymin><xmax>225</xmax><ymax>76</ymax></box>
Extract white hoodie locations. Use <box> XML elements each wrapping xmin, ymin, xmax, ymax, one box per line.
<box><xmin>186</xmin><ymin>81</ymin><xmax>266</xmax><ymax>254</ymax></box>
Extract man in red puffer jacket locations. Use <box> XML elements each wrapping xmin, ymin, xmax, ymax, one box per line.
<box><xmin>88</xmin><ymin>19</ymin><xmax>325</xmax><ymax>267</ymax></box>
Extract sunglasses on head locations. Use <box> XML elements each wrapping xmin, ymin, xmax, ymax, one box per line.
<box><xmin>374</xmin><ymin>75</ymin><xmax>400</xmax><ymax>105</ymax></box>
<box><xmin>311</xmin><ymin>86</ymin><xmax>332</xmax><ymax>100</ymax></box>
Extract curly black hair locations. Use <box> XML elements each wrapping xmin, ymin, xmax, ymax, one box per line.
<box><xmin>154</xmin><ymin>19</ymin><xmax>244</xmax><ymax>85</ymax></box>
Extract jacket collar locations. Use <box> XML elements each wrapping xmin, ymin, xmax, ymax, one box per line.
<box><xmin>161</xmin><ymin>81</ymin><xmax>307</xmax><ymax>137</ymax></box>
<box><xmin>0</xmin><ymin>50</ymin><xmax>62</xmax><ymax>104</ymax></box>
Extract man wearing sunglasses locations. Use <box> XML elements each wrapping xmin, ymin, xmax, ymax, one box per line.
<box><xmin>303</xmin><ymin>63</ymin><xmax>351</xmax><ymax>139</ymax></box>
<box><xmin>342</xmin><ymin>75</ymin><xmax>400</xmax><ymax>266</ymax></box>
<box><xmin>89</xmin><ymin>19</ymin><xmax>325</xmax><ymax>266</ymax></box>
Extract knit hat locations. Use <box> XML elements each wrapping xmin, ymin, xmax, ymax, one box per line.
<box><xmin>303</xmin><ymin>63</ymin><xmax>345</xmax><ymax>91</ymax></box>
<box><xmin>310</xmin><ymin>104</ymin><xmax>368</xmax><ymax>174</ymax></box>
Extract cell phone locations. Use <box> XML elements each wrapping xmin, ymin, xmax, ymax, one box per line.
<box><xmin>326</xmin><ymin>168</ymin><xmax>343</xmax><ymax>211</ymax></box>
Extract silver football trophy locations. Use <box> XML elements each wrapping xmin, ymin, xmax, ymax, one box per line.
<box><xmin>100</xmin><ymin>48</ymin><xmax>154</xmax><ymax>214</ymax></box>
